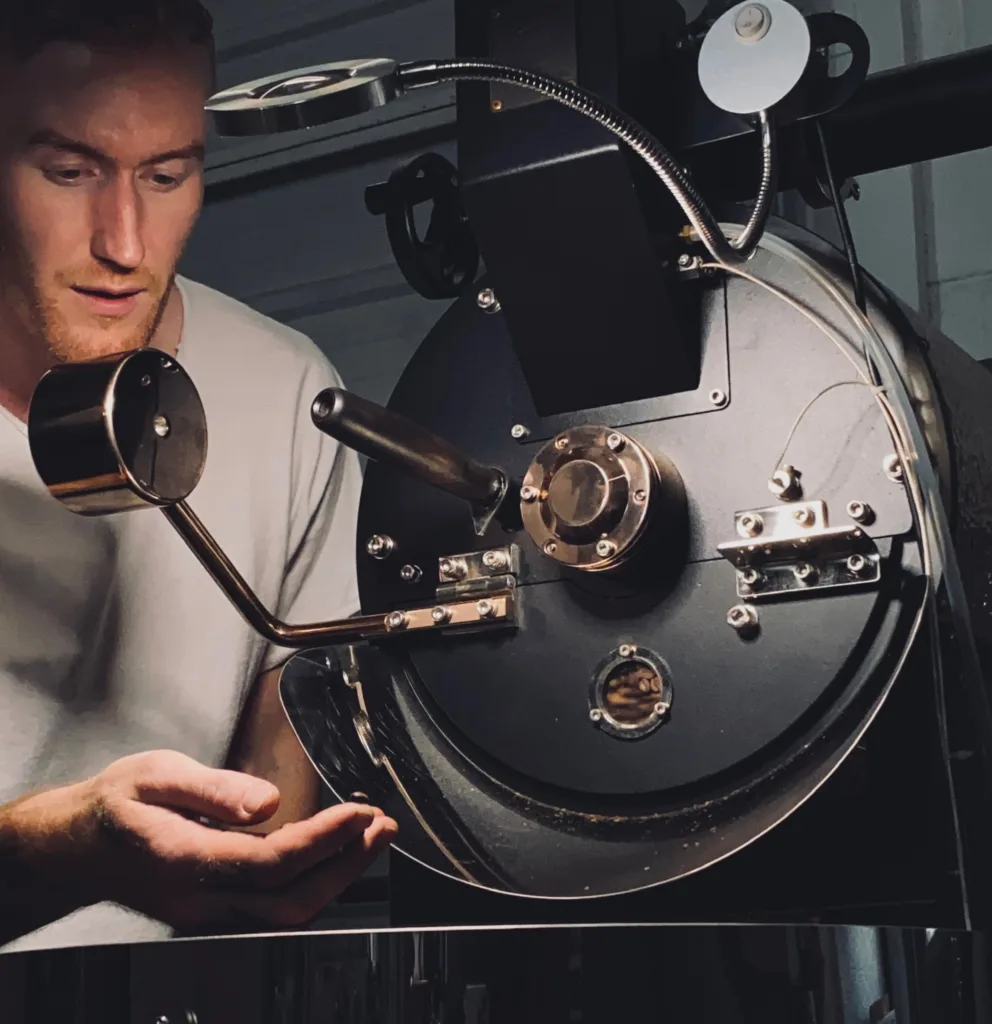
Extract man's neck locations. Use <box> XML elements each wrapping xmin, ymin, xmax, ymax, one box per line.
<box><xmin>0</xmin><ymin>283</ymin><xmax>185</xmax><ymax>424</ymax></box>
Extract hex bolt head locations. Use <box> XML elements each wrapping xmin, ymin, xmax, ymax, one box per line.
<box><xmin>511</xmin><ymin>423</ymin><xmax>530</xmax><ymax>440</ymax></box>
<box><xmin>847</xmin><ymin>554</ymin><xmax>868</xmax><ymax>575</ymax></box>
<box><xmin>769</xmin><ymin>465</ymin><xmax>802</xmax><ymax>501</ymax></box>
<box><xmin>739</xmin><ymin>568</ymin><xmax>763</xmax><ymax>588</ymax></box>
<box><xmin>618</xmin><ymin>644</ymin><xmax>635</xmax><ymax>658</ymax></box>
<box><xmin>544</xmin><ymin>541</ymin><xmax>558</xmax><ymax>556</ymax></box>
<box><xmin>596</xmin><ymin>539</ymin><xmax>617</xmax><ymax>559</ymax></box>
<box><xmin>727</xmin><ymin>604</ymin><xmax>759</xmax><ymax>631</ymax></box>
<box><xmin>589</xmin><ymin>708</ymin><xmax>604</xmax><ymax>723</ymax></box>
<box><xmin>678</xmin><ymin>253</ymin><xmax>693</xmax><ymax>268</ymax></box>
<box><xmin>520</xmin><ymin>485</ymin><xmax>540</xmax><ymax>503</ymax></box>
<box><xmin>476</xmin><ymin>599</ymin><xmax>497</xmax><ymax>619</ymax></box>
<box><xmin>606</xmin><ymin>432</ymin><xmax>625</xmax><ymax>452</ymax></box>
<box><xmin>367</xmin><ymin>535</ymin><xmax>395</xmax><ymax>560</ymax></box>
<box><xmin>431</xmin><ymin>606</ymin><xmax>452</xmax><ymax>624</ymax></box>
<box><xmin>793</xmin><ymin>562</ymin><xmax>817</xmax><ymax>583</ymax></box>
<box><xmin>386</xmin><ymin>611</ymin><xmax>409</xmax><ymax>631</ymax></box>
<box><xmin>654</xmin><ymin>701</ymin><xmax>670</xmax><ymax>717</ymax></box>
<box><xmin>399</xmin><ymin>564</ymin><xmax>422</xmax><ymax>583</ymax></box>
<box><xmin>883</xmin><ymin>454</ymin><xmax>904</xmax><ymax>483</ymax></box>
<box><xmin>846</xmin><ymin>500</ymin><xmax>874</xmax><ymax>525</ymax></box>
<box><xmin>738</xmin><ymin>513</ymin><xmax>764</xmax><ymax>538</ymax></box>
<box><xmin>477</xmin><ymin>288</ymin><xmax>500</xmax><ymax>312</ymax></box>
<box><xmin>709</xmin><ymin>388</ymin><xmax>729</xmax><ymax>408</ymax></box>
<box><xmin>439</xmin><ymin>557</ymin><xmax>467</xmax><ymax>581</ymax></box>
<box><xmin>482</xmin><ymin>550</ymin><xmax>508</xmax><ymax>571</ymax></box>
<box><xmin>633</xmin><ymin>489</ymin><xmax>647</xmax><ymax>504</ymax></box>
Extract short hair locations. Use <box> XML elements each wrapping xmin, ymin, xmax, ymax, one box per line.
<box><xmin>2</xmin><ymin>1</ymin><xmax>215</xmax><ymax>82</ymax></box>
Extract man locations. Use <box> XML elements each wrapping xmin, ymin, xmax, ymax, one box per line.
<box><xmin>0</xmin><ymin>0</ymin><xmax>396</xmax><ymax>951</ymax></box>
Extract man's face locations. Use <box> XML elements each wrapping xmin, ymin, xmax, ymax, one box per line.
<box><xmin>0</xmin><ymin>40</ymin><xmax>209</xmax><ymax>364</ymax></box>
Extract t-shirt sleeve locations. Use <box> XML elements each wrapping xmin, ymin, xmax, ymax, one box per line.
<box><xmin>258</xmin><ymin>353</ymin><xmax>363</xmax><ymax>674</ymax></box>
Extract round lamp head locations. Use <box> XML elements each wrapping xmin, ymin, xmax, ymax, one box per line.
<box><xmin>206</xmin><ymin>59</ymin><xmax>401</xmax><ymax>137</ymax></box>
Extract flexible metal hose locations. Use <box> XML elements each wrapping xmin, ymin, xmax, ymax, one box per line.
<box><xmin>397</xmin><ymin>59</ymin><xmax>774</xmax><ymax>263</ymax></box>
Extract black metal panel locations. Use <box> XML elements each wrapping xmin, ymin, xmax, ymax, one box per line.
<box><xmin>456</xmin><ymin>0</ymin><xmax>700</xmax><ymax>417</ymax></box>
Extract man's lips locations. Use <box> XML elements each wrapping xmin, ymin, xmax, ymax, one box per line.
<box><xmin>71</xmin><ymin>285</ymin><xmax>146</xmax><ymax>317</ymax></box>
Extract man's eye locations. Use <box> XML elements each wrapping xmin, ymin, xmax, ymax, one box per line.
<box><xmin>146</xmin><ymin>169</ymin><xmax>184</xmax><ymax>191</ymax></box>
<box><xmin>45</xmin><ymin>167</ymin><xmax>89</xmax><ymax>184</ymax></box>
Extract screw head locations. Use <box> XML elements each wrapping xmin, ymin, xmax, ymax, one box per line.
<box><xmin>846</xmin><ymin>500</ymin><xmax>874</xmax><ymax>524</ymax></box>
<box><xmin>482</xmin><ymin>550</ymin><xmax>508</xmax><ymax>570</ymax></box>
<box><xmin>727</xmin><ymin>604</ymin><xmax>759</xmax><ymax>631</ymax></box>
<box><xmin>739</xmin><ymin>568</ymin><xmax>763</xmax><ymax>588</ymax></box>
<box><xmin>367</xmin><ymin>535</ymin><xmax>395</xmax><ymax>560</ymax></box>
<box><xmin>152</xmin><ymin>414</ymin><xmax>171</xmax><ymax>439</ymax></box>
<box><xmin>709</xmin><ymin>388</ymin><xmax>729</xmax><ymax>408</ymax></box>
<box><xmin>555</xmin><ymin>435</ymin><xmax>569</xmax><ymax>451</ymax></box>
<box><xmin>737</xmin><ymin>513</ymin><xmax>763</xmax><ymax>538</ymax></box>
<box><xmin>633</xmin><ymin>489</ymin><xmax>647</xmax><ymax>504</ymax></box>
<box><xmin>544</xmin><ymin>541</ymin><xmax>558</xmax><ymax>556</ymax></box>
<box><xmin>431</xmin><ymin>606</ymin><xmax>452</xmax><ymax>624</ymax></box>
<box><xmin>477</xmin><ymin>287</ymin><xmax>499</xmax><ymax>311</ymax></box>
<box><xmin>386</xmin><ymin>611</ymin><xmax>408</xmax><ymax>631</ymax></box>
<box><xmin>793</xmin><ymin>562</ymin><xmax>817</xmax><ymax>583</ymax></box>
<box><xmin>511</xmin><ymin>423</ymin><xmax>530</xmax><ymax>440</ymax></box>
<box><xmin>606</xmin><ymin>432</ymin><xmax>625</xmax><ymax>452</ymax></box>
<box><xmin>589</xmin><ymin>708</ymin><xmax>604</xmax><ymax>723</ymax></box>
<box><xmin>792</xmin><ymin>506</ymin><xmax>815</xmax><ymax>528</ymax></box>
<box><xmin>883</xmin><ymin>454</ymin><xmax>904</xmax><ymax>482</ymax></box>
<box><xmin>140</xmin><ymin>374</ymin><xmax>153</xmax><ymax>387</ymax></box>
<box><xmin>399</xmin><ymin>564</ymin><xmax>422</xmax><ymax>583</ymax></box>
<box><xmin>654</xmin><ymin>701</ymin><xmax>670</xmax><ymax>717</ymax></box>
<box><xmin>477</xmin><ymin>599</ymin><xmax>497</xmax><ymax>619</ymax></box>
<box><xmin>439</xmin><ymin>557</ymin><xmax>467</xmax><ymax>581</ymax></box>
<box><xmin>846</xmin><ymin>554</ymin><xmax>868</xmax><ymax>575</ymax></box>
<box><xmin>769</xmin><ymin>465</ymin><xmax>802</xmax><ymax>501</ymax></box>
<box><xmin>678</xmin><ymin>253</ymin><xmax>693</xmax><ymax>268</ymax></box>
<box><xmin>618</xmin><ymin>644</ymin><xmax>635</xmax><ymax>658</ymax></box>
<box><xmin>595</xmin><ymin>539</ymin><xmax>617</xmax><ymax>559</ymax></box>
<box><xmin>735</xmin><ymin>3</ymin><xmax>771</xmax><ymax>42</ymax></box>
<box><xmin>520</xmin><ymin>484</ymin><xmax>540</xmax><ymax>503</ymax></box>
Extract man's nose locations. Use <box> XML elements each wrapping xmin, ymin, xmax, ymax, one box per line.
<box><xmin>91</xmin><ymin>176</ymin><xmax>145</xmax><ymax>271</ymax></box>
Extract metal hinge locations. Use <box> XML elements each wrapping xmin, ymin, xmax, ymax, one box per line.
<box><xmin>436</xmin><ymin>545</ymin><xmax>520</xmax><ymax>601</ymax></box>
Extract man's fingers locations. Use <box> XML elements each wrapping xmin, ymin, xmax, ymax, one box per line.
<box><xmin>224</xmin><ymin>816</ymin><xmax>398</xmax><ymax>928</ymax></box>
<box><xmin>113</xmin><ymin>750</ymin><xmax>280</xmax><ymax>825</ymax></box>
<box><xmin>119</xmin><ymin>800</ymin><xmax>380</xmax><ymax>881</ymax></box>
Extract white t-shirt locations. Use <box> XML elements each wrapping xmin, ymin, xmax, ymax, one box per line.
<box><xmin>0</xmin><ymin>277</ymin><xmax>362</xmax><ymax>952</ymax></box>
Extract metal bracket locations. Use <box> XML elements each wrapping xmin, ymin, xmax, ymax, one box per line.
<box><xmin>716</xmin><ymin>500</ymin><xmax>881</xmax><ymax>600</ymax></box>
<box><xmin>437</xmin><ymin>545</ymin><xmax>520</xmax><ymax>600</ymax></box>
<box><xmin>470</xmin><ymin>472</ymin><xmax>510</xmax><ymax>537</ymax></box>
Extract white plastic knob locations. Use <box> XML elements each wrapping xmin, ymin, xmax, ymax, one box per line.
<box><xmin>698</xmin><ymin>0</ymin><xmax>811</xmax><ymax>115</ymax></box>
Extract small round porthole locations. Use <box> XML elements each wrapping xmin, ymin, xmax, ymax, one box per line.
<box><xmin>589</xmin><ymin>645</ymin><xmax>673</xmax><ymax>740</ymax></box>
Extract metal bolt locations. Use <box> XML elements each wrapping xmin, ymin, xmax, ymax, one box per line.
<box><xmin>477</xmin><ymin>599</ymin><xmax>497</xmax><ymax>619</ymax></box>
<box><xmin>439</xmin><ymin>557</ymin><xmax>467</xmax><ymax>581</ymax></box>
<box><xmin>399</xmin><ymin>564</ymin><xmax>422</xmax><ymax>583</ymax></box>
<box><xmin>727</xmin><ymin>604</ymin><xmax>759</xmax><ymax>632</ymax></box>
<box><xmin>366</xmin><ymin>535</ymin><xmax>395</xmax><ymax>560</ymax></box>
<box><xmin>678</xmin><ymin>253</ymin><xmax>693</xmax><ymax>268</ymax></box>
<box><xmin>520</xmin><ymin>484</ymin><xmax>540</xmax><ymax>503</ymax></box>
<box><xmin>477</xmin><ymin>287</ymin><xmax>500</xmax><ymax>312</ymax></box>
<box><xmin>618</xmin><ymin>644</ymin><xmax>635</xmax><ymax>658</ymax></box>
<box><xmin>431</xmin><ymin>606</ymin><xmax>452</xmax><ymax>624</ymax></box>
<box><xmin>633</xmin><ymin>489</ymin><xmax>647</xmax><ymax>504</ymax></box>
<box><xmin>511</xmin><ymin>423</ymin><xmax>530</xmax><ymax>440</ymax></box>
<box><xmin>491</xmin><ymin>99</ymin><xmax>503</xmax><ymax>112</ymax></box>
<box><xmin>737</xmin><ymin>513</ymin><xmax>763</xmax><ymax>538</ymax></box>
<box><xmin>606</xmin><ymin>432</ymin><xmax>625</xmax><ymax>452</ymax></box>
<box><xmin>739</xmin><ymin>568</ymin><xmax>764</xmax><ymax>588</ymax></box>
<box><xmin>847</xmin><ymin>554</ymin><xmax>868</xmax><ymax>575</ymax></box>
<box><xmin>793</xmin><ymin>562</ymin><xmax>817</xmax><ymax>583</ymax></box>
<box><xmin>883</xmin><ymin>454</ymin><xmax>904</xmax><ymax>483</ymax></box>
<box><xmin>555</xmin><ymin>435</ymin><xmax>569</xmax><ymax>451</ymax></box>
<box><xmin>544</xmin><ymin>540</ymin><xmax>558</xmax><ymax>555</ymax></box>
<box><xmin>595</xmin><ymin>539</ymin><xmax>617</xmax><ymax>559</ymax></box>
<box><xmin>482</xmin><ymin>550</ymin><xmax>508</xmax><ymax>571</ymax></box>
<box><xmin>385</xmin><ymin>611</ymin><xmax>408</xmax><ymax>630</ymax></box>
<box><xmin>140</xmin><ymin>374</ymin><xmax>152</xmax><ymax>387</ymax></box>
<box><xmin>589</xmin><ymin>708</ymin><xmax>604</xmax><ymax>723</ymax></box>
<box><xmin>152</xmin><ymin>414</ymin><xmax>171</xmax><ymax>439</ymax></box>
<box><xmin>792</xmin><ymin>506</ymin><xmax>815</xmax><ymax>528</ymax></box>
<box><xmin>846</xmin><ymin>500</ymin><xmax>874</xmax><ymax>525</ymax></box>
<box><xmin>654</xmin><ymin>701</ymin><xmax>669</xmax><ymax>717</ymax></box>
<box><xmin>769</xmin><ymin>465</ymin><xmax>802</xmax><ymax>501</ymax></box>
<box><xmin>735</xmin><ymin>3</ymin><xmax>771</xmax><ymax>42</ymax></box>
<box><xmin>709</xmin><ymin>388</ymin><xmax>729</xmax><ymax>408</ymax></box>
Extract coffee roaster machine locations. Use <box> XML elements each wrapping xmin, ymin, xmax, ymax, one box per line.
<box><xmin>25</xmin><ymin>0</ymin><xmax>992</xmax><ymax>1018</ymax></box>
